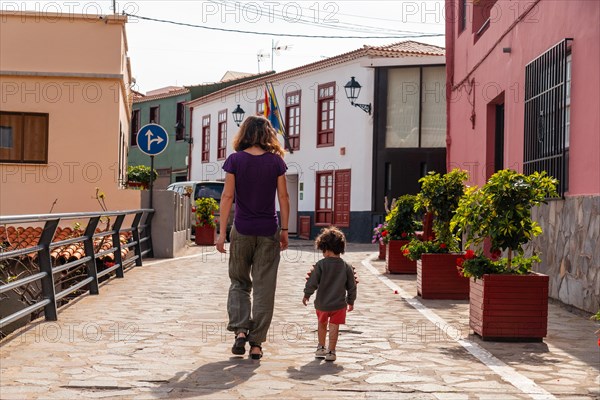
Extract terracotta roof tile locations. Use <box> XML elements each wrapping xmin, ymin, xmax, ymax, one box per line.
<box><xmin>133</xmin><ymin>87</ymin><xmax>190</xmax><ymax>104</ymax></box>
<box><xmin>187</xmin><ymin>40</ymin><xmax>445</xmax><ymax>108</ymax></box>
<box><xmin>1</xmin><ymin>226</ymin><xmax>132</xmax><ymax>264</ymax></box>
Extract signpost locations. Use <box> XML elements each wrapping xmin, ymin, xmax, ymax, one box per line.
<box><xmin>136</xmin><ymin>124</ymin><xmax>169</xmax><ymax>208</ymax></box>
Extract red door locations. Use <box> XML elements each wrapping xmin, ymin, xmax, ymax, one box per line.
<box><xmin>333</xmin><ymin>170</ymin><xmax>351</xmax><ymax>227</ymax></box>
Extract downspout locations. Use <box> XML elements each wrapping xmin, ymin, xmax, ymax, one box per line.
<box><xmin>188</xmin><ymin>106</ymin><xmax>193</xmax><ymax>180</ymax></box>
<box><xmin>445</xmin><ymin>0</ymin><xmax>456</xmax><ymax>172</ymax></box>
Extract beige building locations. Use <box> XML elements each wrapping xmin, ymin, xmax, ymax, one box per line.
<box><xmin>0</xmin><ymin>11</ymin><xmax>139</xmax><ymax>215</ymax></box>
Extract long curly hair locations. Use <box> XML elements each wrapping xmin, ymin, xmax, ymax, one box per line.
<box><xmin>232</xmin><ymin>115</ymin><xmax>285</xmax><ymax>157</ymax></box>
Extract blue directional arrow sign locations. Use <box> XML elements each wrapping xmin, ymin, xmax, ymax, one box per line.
<box><xmin>136</xmin><ymin>124</ymin><xmax>169</xmax><ymax>156</ymax></box>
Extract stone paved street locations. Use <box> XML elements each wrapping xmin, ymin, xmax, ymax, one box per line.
<box><xmin>1</xmin><ymin>241</ymin><xmax>598</xmax><ymax>399</ymax></box>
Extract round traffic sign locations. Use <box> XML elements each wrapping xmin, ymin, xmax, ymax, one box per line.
<box><xmin>136</xmin><ymin>124</ymin><xmax>169</xmax><ymax>156</ymax></box>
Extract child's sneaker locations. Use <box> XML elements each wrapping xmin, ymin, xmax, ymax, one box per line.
<box><xmin>325</xmin><ymin>350</ymin><xmax>336</xmax><ymax>361</ymax></box>
<box><xmin>315</xmin><ymin>345</ymin><xmax>327</xmax><ymax>358</ymax></box>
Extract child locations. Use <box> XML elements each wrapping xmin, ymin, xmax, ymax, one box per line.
<box><xmin>303</xmin><ymin>227</ymin><xmax>357</xmax><ymax>361</ymax></box>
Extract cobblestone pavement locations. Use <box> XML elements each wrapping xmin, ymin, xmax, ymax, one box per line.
<box><xmin>1</xmin><ymin>241</ymin><xmax>598</xmax><ymax>399</ymax></box>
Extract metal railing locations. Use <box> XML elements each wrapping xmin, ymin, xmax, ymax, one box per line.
<box><xmin>0</xmin><ymin>209</ymin><xmax>153</xmax><ymax>329</ymax></box>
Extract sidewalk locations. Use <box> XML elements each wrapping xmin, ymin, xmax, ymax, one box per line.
<box><xmin>0</xmin><ymin>241</ymin><xmax>598</xmax><ymax>399</ymax></box>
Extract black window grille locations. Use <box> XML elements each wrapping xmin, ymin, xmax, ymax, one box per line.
<box><xmin>523</xmin><ymin>38</ymin><xmax>572</xmax><ymax>197</ymax></box>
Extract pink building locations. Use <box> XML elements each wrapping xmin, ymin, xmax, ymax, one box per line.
<box><xmin>445</xmin><ymin>0</ymin><xmax>600</xmax><ymax>312</ymax></box>
<box><xmin>0</xmin><ymin>11</ymin><xmax>139</xmax><ymax>215</ymax></box>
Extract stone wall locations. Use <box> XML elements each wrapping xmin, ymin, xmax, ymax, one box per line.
<box><xmin>529</xmin><ymin>196</ymin><xmax>600</xmax><ymax>313</ymax></box>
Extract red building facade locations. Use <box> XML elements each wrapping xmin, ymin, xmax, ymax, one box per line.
<box><xmin>445</xmin><ymin>0</ymin><xmax>599</xmax><ymax>312</ymax></box>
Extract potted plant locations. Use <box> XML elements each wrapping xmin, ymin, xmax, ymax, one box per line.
<box><xmin>452</xmin><ymin>169</ymin><xmax>559</xmax><ymax>341</ymax></box>
<box><xmin>405</xmin><ymin>169</ymin><xmax>470</xmax><ymax>299</ymax></box>
<box><xmin>385</xmin><ymin>194</ymin><xmax>422</xmax><ymax>274</ymax></box>
<box><xmin>194</xmin><ymin>197</ymin><xmax>219</xmax><ymax>245</ymax></box>
<box><xmin>372</xmin><ymin>223</ymin><xmax>388</xmax><ymax>260</ymax></box>
<box><xmin>126</xmin><ymin>165</ymin><xmax>157</xmax><ymax>190</ymax></box>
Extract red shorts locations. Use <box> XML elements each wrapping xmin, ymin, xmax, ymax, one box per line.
<box><xmin>316</xmin><ymin>307</ymin><xmax>347</xmax><ymax>325</ymax></box>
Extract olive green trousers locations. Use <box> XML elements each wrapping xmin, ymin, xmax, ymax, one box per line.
<box><xmin>226</xmin><ymin>226</ymin><xmax>281</xmax><ymax>345</ymax></box>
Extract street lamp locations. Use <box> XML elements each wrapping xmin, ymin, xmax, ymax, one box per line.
<box><xmin>344</xmin><ymin>76</ymin><xmax>372</xmax><ymax>115</ymax></box>
<box><xmin>232</xmin><ymin>104</ymin><xmax>246</xmax><ymax>126</ymax></box>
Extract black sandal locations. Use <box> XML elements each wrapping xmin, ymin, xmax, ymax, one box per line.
<box><xmin>249</xmin><ymin>344</ymin><xmax>263</xmax><ymax>360</ymax></box>
<box><xmin>231</xmin><ymin>334</ymin><xmax>247</xmax><ymax>355</ymax></box>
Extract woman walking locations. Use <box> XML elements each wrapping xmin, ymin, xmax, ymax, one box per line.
<box><xmin>216</xmin><ymin>115</ymin><xmax>289</xmax><ymax>360</ymax></box>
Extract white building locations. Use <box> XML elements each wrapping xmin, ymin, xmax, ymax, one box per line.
<box><xmin>186</xmin><ymin>41</ymin><xmax>446</xmax><ymax>242</ymax></box>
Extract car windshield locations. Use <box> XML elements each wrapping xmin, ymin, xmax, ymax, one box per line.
<box><xmin>195</xmin><ymin>183</ymin><xmax>224</xmax><ymax>201</ymax></box>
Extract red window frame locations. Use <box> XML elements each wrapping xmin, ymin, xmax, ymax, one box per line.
<box><xmin>201</xmin><ymin>115</ymin><xmax>210</xmax><ymax>163</ymax></box>
<box><xmin>217</xmin><ymin>109</ymin><xmax>227</xmax><ymax>160</ymax></box>
<box><xmin>317</xmin><ymin>82</ymin><xmax>335</xmax><ymax>147</ymax></box>
<box><xmin>315</xmin><ymin>171</ymin><xmax>334</xmax><ymax>225</ymax></box>
<box><xmin>285</xmin><ymin>90</ymin><xmax>301</xmax><ymax>151</ymax></box>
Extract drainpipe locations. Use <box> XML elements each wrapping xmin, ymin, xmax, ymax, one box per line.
<box><xmin>188</xmin><ymin>106</ymin><xmax>193</xmax><ymax>180</ymax></box>
<box><xmin>445</xmin><ymin>0</ymin><xmax>455</xmax><ymax>173</ymax></box>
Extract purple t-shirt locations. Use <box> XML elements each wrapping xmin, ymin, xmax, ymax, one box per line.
<box><xmin>222</xmin><ymin>151</ymin><xmax>287</xmax><ymax>236</ymax></box>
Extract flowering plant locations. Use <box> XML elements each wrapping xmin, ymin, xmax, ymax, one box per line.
<box><xmin>194</xmin><ymin>197</ymin><xmax>219</xmax><ymax>228</ymax></box>
<box><xmin>456</xmin><ymin>250</ymin><xmax>541</xmax><ymax>280</ymax></box>
<box><xmin>401</xmin><ymin>238</ymin><xmax>449</xmax><ymax>261</ymax></box>
<box><xmin>451</xmin><ymin>169</ymin><xmax>558</xmax><ymax>277</ymax></box>
<box><xmin>415</xmin><ymin>169</ymin><xmax>468</xmax><ymax>252</ymax></box>
<box><xmin>385</xmin><ymin>194</ymin><xmax>423</xmax><ymax>241</ymax></box>
<box><xmin>371</xmin><ymin>224</ymin><xmax>389</xmax><ymax>244</ymax></box>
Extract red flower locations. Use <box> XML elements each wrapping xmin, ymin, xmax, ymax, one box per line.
<box><xmin>439</xmin><ymin>243</ymin><xmax>447</xmax><ymax>249</ymax></box>
<box><xmin>491</xmin><ymin>249</ymin><xmax>502</xmax><ymax>261</ymax></box>
<box><xmin>465</xmin><ymin>249</ymin><xmax>475</xmax><ymax>260</ymax></box>
<box><xmin>428</xmin><ymin>236</ymin><xmax>434</xmax><ymax>241</ymax></box>
<box><xmin>401</xmin><ymin>232</ymin><xmax>407</xmax><ymax>238</ymax></box>
<box><xmin>456</xmin><ymin>257</ymin><xmax>465</xmax><ymax>267</ymax></box>
<box><xmin>381</xmin><ymin>230</ymin><xmax>388</xmax><ymax>237</ymax></box>
<box><xmin>402</xmin><ymin>249</ymin><xmax>410</xmax><ymax>256</ymax></box>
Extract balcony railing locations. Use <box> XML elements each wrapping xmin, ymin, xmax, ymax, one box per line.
<box><xmin>0</xmin><ymin>209</ymin><xmax>153</xmax><ymax>331</ymax></box>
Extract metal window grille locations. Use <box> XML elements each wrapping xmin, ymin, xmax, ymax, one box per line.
<box><xmin>523</xmin><ymin>38</ymin><xmax>572</xmax><ymax>197</ymax></box>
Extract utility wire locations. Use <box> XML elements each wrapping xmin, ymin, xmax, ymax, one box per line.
<box><xmin>123</xmin><ymin>13</ymin><xmax>444</xmax><ymax>39</ymax></box>
<box><xmin>210</xmin><ymin>0</ymin><xmax>438</xmax><ymax>36</ymax></box>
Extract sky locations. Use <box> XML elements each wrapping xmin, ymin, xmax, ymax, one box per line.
<box><xmin>7</xmin><ymin>1</ymin><xmax>447</xmax><ymax>93</ymax></box>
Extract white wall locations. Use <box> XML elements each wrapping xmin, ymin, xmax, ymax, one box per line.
<box><xmin>190</xmin><ymin>59</ymin><xmax>375</xmax><ymax>213</ymax></box>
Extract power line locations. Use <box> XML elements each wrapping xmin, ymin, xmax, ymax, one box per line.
<box><xmin>123</xmin><ymin>13</ymin><xmax>444</xmax><ymax>40</ymax></box>
<box><xmin>210</xmin><ymin>0</ymin><xmax>440</xmax><ymax>36</ymax></box>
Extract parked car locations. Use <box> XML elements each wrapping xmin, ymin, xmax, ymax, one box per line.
<box><xmin>167</xmin><ymin>181</ymin><xmax>234</xmax><ymax>240</ymax></box>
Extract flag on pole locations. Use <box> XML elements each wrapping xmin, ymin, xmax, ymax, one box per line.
<box><xmin>264</xmin><ymin>88</ymin><xmax>270</xmax><ymax>119</ymax></box>
<box><xmin>264</xmin><ymin>82</ymin><xmax>293</xmax><ymax>153</ymax></box>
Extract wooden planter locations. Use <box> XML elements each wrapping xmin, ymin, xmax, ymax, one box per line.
<box><xmin>195</xmin><ymin>225</ymin><xmax>215</xmax><ymax>245</ymax></box>
<box><xmin>386</xmin><ymin>240</ymin><xmax>416</xmax><ymax>274</ymax></box>
<box><xmin>377</xmin><ymin>242</ymin><xmax>386</xmax><ymax>260</ymax></box>
<box><xmin>470</xmin><ymin>273</ymin><xmax>549</xmax><ymax>341</ymax></box>
<box><xmin>417</xmin><ymin>253</ymin><xmax>470</xmax><ymax>299</ymax></box>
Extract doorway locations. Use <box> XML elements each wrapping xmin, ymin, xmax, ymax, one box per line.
<box><xmin>286</xmin><ymin>174</ymin><xmax>299</xmax><ymax>234</ymax></box>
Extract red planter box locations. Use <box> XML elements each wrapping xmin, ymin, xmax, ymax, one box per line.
<box><xmin>377</xmin><ymin>242</ymin><xmax>386</xmax><ymax>260</ymax></box>
<box><xmin>386</xmin><ymin>240</ymin><xmax>416</xmax><ymax>274</ymax></box>
<box><xmin>469</xmin><ymin>273</ymin><xmax>549</xmax><ymax>341</ymax></box>
<box><xmin>417</xmin><ymin>253</ymin><xmax>470</xmax><ymax>299</ymax></box>
<box><xmin>195</xmin><ymin>225</ymin><xmax>215</xmax><ymax>245</ymax></box>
